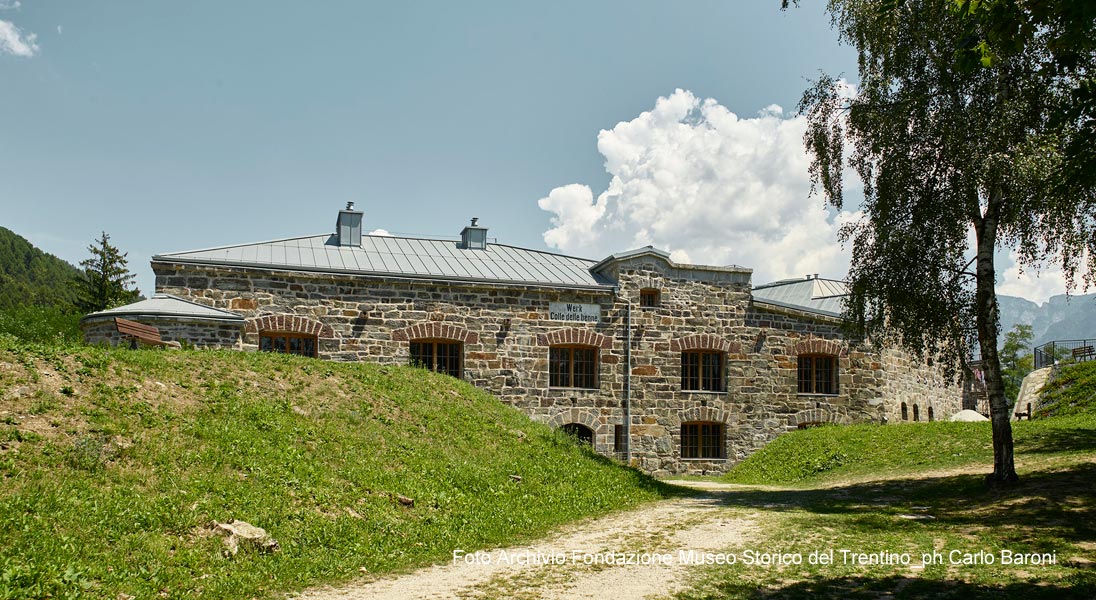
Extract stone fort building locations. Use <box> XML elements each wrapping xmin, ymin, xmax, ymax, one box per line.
<box><xmin>82</xmin><ymin>205</ymin><xmax>962</xmax><ymax>475</ymax></box>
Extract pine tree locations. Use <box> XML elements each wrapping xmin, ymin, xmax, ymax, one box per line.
<box><xmin>76</xmin><ymin>232</ymin><xmax>140</xmax><ymax>313</ymax></box>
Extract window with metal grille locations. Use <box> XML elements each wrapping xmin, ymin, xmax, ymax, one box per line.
<box><xmin>410</xmin><ymin>339</ymin><xmax>463</xmax><ymax>379</ymax></box>
<box><xmin>681</xmin><ymin>422</ymin><xmax>724</xmax><ymax>459</ymax></box>
<box><xmin>797</xmin><ymin>354</ymin><xmax>838</xmax><ymax>395</ymax></box>
<box><xmin>639</xmin><ymin>288</ymin><xmax>661</xmax><ymax>308</ymax></box>
<box><xmin>259</xmin><ymin>332</ymin><xmax>317</xmax><ymax>358</ymax></box>
<box><xmin>549</xmin><ymin>346</ymin><xmax>598</xmax><ymax>389</ymax></box>
<box><xmin>681</xmin><ymin>350</ymin><xmax>725</xmax><ymax>392</ymax></box>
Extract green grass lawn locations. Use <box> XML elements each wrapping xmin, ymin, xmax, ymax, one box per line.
<box><xmin>685</xmin><ymin>362</ymin><xmax>1096</xmax><ymax>599</ymax></box>
<box><xmin>0</xmin><ymin>336</ymin><xmax>680</xmax><ymax>599</ymax></box>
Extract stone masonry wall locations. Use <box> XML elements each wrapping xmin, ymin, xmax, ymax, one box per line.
<box><xmin>81</xmin><ymin>317</ymin><xmax>242</xmax><ymax>349</ymax></box>
<box><xmin>154</xmin><ymin>256</ymin><xmax>962</xmax><ymax>476</ymax></box>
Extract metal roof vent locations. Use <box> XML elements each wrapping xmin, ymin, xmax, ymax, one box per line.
<box><xmin>336</xmin><ymin>202</ymin><xmax>363</xmax><ymax>247</ymax></box>
<box><xmin>460</xmin><ymin>217</ymin><xmax>488</xmax><ymax>250</ymax></box>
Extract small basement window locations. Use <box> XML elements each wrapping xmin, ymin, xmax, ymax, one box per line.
<box><xmin>410</xmin><ymin>339</ymin><xmax>463</xmax><ymax>379</ymax></box>
<box><xmin>639</xmin><ymin>288</ymin><xmax>661</xmax><ymax>308</ymax></box>
<box><xmin>681</xmin><ymin>421</ymin><xmax>725</xmax><ymax>459</ymax></box>
<box><xmin>681</xmin><ymin>350</ymin><xmax>725</xmax><ymax>392</ymax></box>
<box><xmin>549</xmin><ymin>345</ymin><xmax>598</xmax><ymax>389</ymax></box>
<box><xmin>259</xmin><ymin>332</ymin><xmax>317</xmax><ymax>358</ymax></box>
<box><xmin>798</xmin><ymin>354</ymin><xmax>838</xmax><ymax>395</ymax></box>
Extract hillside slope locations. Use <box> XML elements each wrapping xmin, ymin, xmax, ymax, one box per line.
<box><xmin>720</xmin><ymin>409</ymin><xmax>1096</xmax><ymax>485</ymax></box>
<box><xmin>0</xmin><ymin>227</ymin><xmax>82</xmax><ymax>311</ymax></box>
<box><xmin>0</xmin><ymin>337</ymin><xmax>675</xmax><ymax>599</ymax></box>
<box><xmin>998</xmin><ymin>293</ymin><xmax>1096</xmax><ymax>347</ymax></box>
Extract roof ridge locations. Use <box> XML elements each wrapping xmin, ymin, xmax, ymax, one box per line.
<box><xmin>154</xmin><ymin>234</ymin><xmax>332</xmax><ymax>258</ymax></box>
<box><xmin>154</xmin><ymin>233</ymin><xmax>600</xmax><ymax>265</ymax></box>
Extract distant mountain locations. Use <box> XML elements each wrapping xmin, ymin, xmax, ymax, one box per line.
<box><xmin>998</xmin><ymin>292</ymin><xmax>1096</xmax><ymax>348</ymax></box>
<box><xmin>0</xmin><ymin>226</ymin><xmax>83</xmax><ymax>311</ymax></box>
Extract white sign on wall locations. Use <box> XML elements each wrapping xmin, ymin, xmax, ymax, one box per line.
<box><xmin>548</xmin><ymin>302</ymin><xmax>602</xmax><ymax>323</ymax></box>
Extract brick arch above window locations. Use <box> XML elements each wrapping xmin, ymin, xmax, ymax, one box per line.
<box><xmin>547</xmin><ymin>408</ymin><xmax>602</xmax><ymax>432</ymax></box>
<box><xmin>787</xmin><ymin>408</ymin><xmax>843</xmax><ymax>428</ymax></box>
<box><xmin>790</xmin><ymin>337</ymin><xmax>847</xmax><ymax>357</ymax></box>
<box><xmin>247</xmin><ymin>314</ymin><xmax>336</xmax><ymax>339</ymax></box>
<box><xmin>392</xmin><ymin>322</ymin><xmax>478</xmax><ymax>344</ymax></box>
<box><xmin>537</xmin><ymin>328</ymin><xmax>612</xmax><ymax>349</ymax></box>
<box><xmin>670</xmin><ymin>334</ymin><xmax>740</xmax><ymax>355</ymax></box>
<box><xmin>680</xmin><ymin>405</ymin><xmax>728</xmax><ymax>425</ymax></box>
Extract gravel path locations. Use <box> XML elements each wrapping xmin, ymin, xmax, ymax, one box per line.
<box><xmin>294</xmin><ymin>482</ymin><xmax>754</xmax><ymax>600</ymax></box>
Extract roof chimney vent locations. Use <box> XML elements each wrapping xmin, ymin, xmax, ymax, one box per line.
<box><xmin>335</xmin><ymin>203</ymin><xmax>363</xmax><ymax>247</ymax></box>
<box><xmin>460</xmin><ymin>217</ymin><xmax>488</xmax><ymax>250</ymax></box>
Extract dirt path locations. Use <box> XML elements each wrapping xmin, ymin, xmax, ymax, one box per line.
<box><xmin>295</xmin><ymin>482</ymin><xmax>754</xmax><ymax>600</ymax></box>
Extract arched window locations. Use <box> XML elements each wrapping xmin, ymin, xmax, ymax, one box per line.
<box><xmin>410</xmin><ymin>338</ymin><xmax>463</xmax><ymax>379</ymax></box>
<box><xmin>928</xmin><ymin>406</ymin><xmax>935</xmax><ymax>422</ymax></box>
<box><xmin>681</xmin><ymin>350</ymin><xmax>725</xmax><ymax>392</ymax></box>
<box><xmin>681</xmin><ymin>421</ymin><xmax>724</xmax><ymax>459</ymax></box>
<box><xmin>901</xmin><ymin>402</ymin><xmax>909</xmax><ymax>421</ymax></box>
<box><xmin>798</xmin><ymin>354</ymin><xmax>838</xmax><ymax>395</ymax></box>
<box><xmin>260</xmin><ymin>332</ymin><xmax>317</xmax><ymax>357</ymax></box>
<box><xmin>639</xmin><ymin>288</ymin><xmax>661</xmax><ymax>308</ymax></box>
<box><xmin>913</xmin><ymin>404</ymin><xmax>920</xmax><ymax>422</ymax></box>
<box><xmin>549</xmin><ymin>345</ymin><xmax>598</xmax><ymax>389</ymax></box>
<box><xmin>561</xmin><ymin>423</ymin><xmax>594</xmax><ymax>446</ymax></box>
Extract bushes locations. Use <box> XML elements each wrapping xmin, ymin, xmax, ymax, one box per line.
<box><xmin>0</xmin><ymin>305</ymin><xmax>81</xmax><ymax>345</ymax></box>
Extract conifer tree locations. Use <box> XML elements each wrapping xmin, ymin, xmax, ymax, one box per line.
<box><xmin>76</xmin><ymin>231</ymin><xmax>140</xmax><ymax>313</ymax></box>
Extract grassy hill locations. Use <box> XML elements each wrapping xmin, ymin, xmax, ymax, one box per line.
<box><xmin>0</xmin><ymin>337</ymin><xmax>677</xmax><ymax>599</ymax></box>
<box><xmin>720</xmin><ymin>414</ymin><xmax>1096</xmax><ymax>486</ymax></box>
<box><xmin>689</xmin><ymin>370</ymin><xmax>1096</xmax><ymax>600</ymax></box>
<box><xmin>721</xmin><ymin>383</ymin><xmax>1096</xmax><ymax>486</ymax></box>
<box><xmin>1036</xmin><ymin>360</ymin><xmax>1096</xmax><ymax>418</ymax></box>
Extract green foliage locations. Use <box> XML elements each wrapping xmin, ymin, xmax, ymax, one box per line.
<box><xmin>1038</xmin><ymin>360</ymin><xmax>1096</xmax><ymax>417</ymax></box>
<box><xmin>0</xmin><ymin>226</ymin><xmax>82</xmax><ymax>312</ymax></box>
<box><xmin>74</xmin><ymin>231</ymin><xmax>140</xmax><ymax>314</ymax></box>
<box><xmin>0</xmin><ymin>305</ymin><xmax>82</xmax><ymax>344</ymax></box>
<box><xmin>1000</xmin><ymin>324</ymin><xmax>1034</xmax><ymax>403</ymax></box>
<box><xmin>798</xmin><ymin>0</ymin><xmax>1096</xmax><ymax>482</ymax></box>
<box><xmin>0</xmin><ymin>339</ymin><xmax>677</xmax><ymax>599</ymax></box>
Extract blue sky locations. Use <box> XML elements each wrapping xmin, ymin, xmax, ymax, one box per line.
<box><xmin>0</xmin><ymin>1</ymin><xmax>1070</xmax><ymax>303</ymax></box>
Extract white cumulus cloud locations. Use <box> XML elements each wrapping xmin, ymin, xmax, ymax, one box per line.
<box><xmin>997</xmin><ymin>249</ymin><xmax>1085</xmax><ymax>304</ymax></box>
<box><xmin>0</xmin><ymin>19</ymin><xmax>38</xmax><ymax>57</ymax></box>
<box><xmin>538</xmin><ymin>89</ymin><xmax>855</xmax><ymax>285</ymax></box>
<box><xmin>0</xmin><ymin>2</ymin><xmax>23</xmax><ymax>10</ymax></box>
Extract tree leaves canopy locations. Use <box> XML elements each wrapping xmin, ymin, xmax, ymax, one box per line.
<box><xmin>800</xmin><ymin>0</ymin><xmax>1095</xmax><ymax>374</ymax></box>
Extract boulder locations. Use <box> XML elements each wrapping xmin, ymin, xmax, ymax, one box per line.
<box><xmin>949</xmin><ymin>409</ymin><xmax>989</xmax><ymax>422</ymax></box>
<box><xmin>211</xmin><ymin>520</ymin><xmax>279</xmax><ymax>556</ymax></box>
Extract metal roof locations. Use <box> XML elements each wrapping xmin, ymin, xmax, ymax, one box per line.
<box><xmin>153</xmin><ymin>234</ymin><xmax>614</xmax><ymax>289</ymax></box>
<box><xmin>80</xmin><ymin>294</ymin><xmax>245</xmax><ymax>323</ymax></box>
<box><xmin>751</xmin><ymin>277</ymin><xmax>848</xmax><ymax>318</ymax></box>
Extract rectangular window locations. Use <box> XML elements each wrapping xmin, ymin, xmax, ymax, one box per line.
<box><xmin>681</xmin><ymin>351</ymin><xmax>725</xmax><ymax>392</ymax></box>
<box><xmin>614</xmin><ymin>424</ymin><xmax>626</xmax><ymax>455</ymax></box>
<box><xmin>681</xmin><ymin>422</ymin><xmax>724</xmax><ymax>459</ymax></box>
<box><xmin>410</xmin><ymin>340</ymin><xmax>463</xmax><ymax>378</ymax></box>
<box><xmin>639</xmin><ymin>289</ymin><xmax>660</xmax><ymax>308</ymax></box>
<box><xmin>259</xmin><ymin>333</ymin><xmax>317</xmax><ymax>358</ymax></box>
<box><xmin>798</xmin><ymin>355</ymin><xmax>838</xmax><ymax>395</ymax></box>
<box><xmin>549</xmin><ymin>346</ymin><xmax>598</xmax><ymax>389</ymax></box>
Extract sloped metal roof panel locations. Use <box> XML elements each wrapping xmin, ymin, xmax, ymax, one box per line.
<box><xmin>752</xmin><ymin>277</ymin><xmax>848</xmax><ymax>317</ymax></box>
<box><xmin>81</xmin><ymin>294</ymin><xmax>245</xmax><ymax>322</ymax></box>
<box><xmin>154</xmin><ymin>234</ymin><xmax>611</xmax><ymax>289</ymax></box>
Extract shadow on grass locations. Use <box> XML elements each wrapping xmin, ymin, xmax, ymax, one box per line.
<box><xmin>687</xmin><ymin>572</ymin><xmax>1096</xmax><ymax>600</ymax></box>
<box><xmin>707</xmin><ymin>461</ymin><xmax>1096</xmax><ymax>545</ymax></box>
<box><xmin>1015</xmin><ymin>425</ymin><xmax>1096</xmax><ymax>454</ymax></box>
